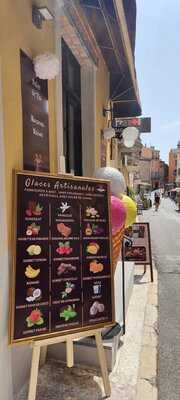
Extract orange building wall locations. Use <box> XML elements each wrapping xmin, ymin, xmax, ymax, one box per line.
<box><xmin>141</xmin><ymin>146</ymin><xmax>152</xmax><ymax>159</ymax></box>
<box><xmin>151</xmin><ymin>159</ymin><xmax>160</xmax><ymax>174</ymax></box>
<box><xmin>169</xmin><ymin>150</ymin><xmax>176</xmax><ymax>183</ymax></box>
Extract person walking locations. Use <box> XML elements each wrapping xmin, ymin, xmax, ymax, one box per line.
<box><xmin>154</xmin><ymin>192</ymin><xmax>160</xmax><ymax>211</ymax></box>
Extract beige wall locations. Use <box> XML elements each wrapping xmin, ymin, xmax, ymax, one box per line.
<box><xmin>0</xmin><ymin>0</ymin><xmax>57</xmax><ymax>236</ymax></box>
<box><xmin>95</xmin><ymin>57</ymin><xmax>109</xmax><ymax>168</ymax></box>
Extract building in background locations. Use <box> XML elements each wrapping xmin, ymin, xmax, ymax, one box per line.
<box><xmin>159</xmin><ymin>160</ymin><xmax>169</xmax><ymax>187</ymax></box>
<box><xmin>168</xmin><ymin>142</ymin><xmax>180</xmax><ymax>187</ymax></box>
<box><xmin>176</xmin><ymin>141</ymin><xmax>180</xmax><ymax>187</ymax></box>
<box><xmin>139</xmin><ymin>145</ymin><xmax>168</xmax><ymax>190</ymax></box>
<box><xmin>151</xmin><ymin>147</ymin><xmax>161</xmax><ymax>189</ymax></box>
<box><xmin>168</xmin><ymin>148</ymin><xmax>177</xmax><ymax>185</ymax></box>
<box><xmin>139</xmin><ymin>146</ymin><xmax>152</xmax><ymax>186</ymax></box>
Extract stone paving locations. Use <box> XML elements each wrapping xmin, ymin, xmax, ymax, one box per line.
<box><xmin>136</xmin><ymin>268</ymin><xmax>158</xmax><ymax>400</ymax></box>
<box><xmin>16</xmin><ymin>264</ymin><xmax>158</xmax><ymax>400</ymax></box>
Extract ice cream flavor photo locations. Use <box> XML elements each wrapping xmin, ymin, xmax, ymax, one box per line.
<box><xmin>86</xmin><ymin>206</ymin><xmax>100</xmax><ymax>219</ymax></box>
<box><xmin>26</xmin><ymin>223</ymin><xmax>40</xmax><ymax>236</ymax></box>
<box><xmin>26</xmin><ymin>309</ymin><xmax>44</xmax><ymax>328</ymax></box>
<box><xmin>26</xmin><ymin>287</ymin><xmax>42</xmax><ymax>302</ymax></box>
<box><xmin>25</xmin><ymin>201</ymin><xmax>43</xmax><ymax>217</ymax></box>
<box><xmin>57</xmin><ymin>223</ymin><xmax>71</xmax><ymax>237</ymax></box>
<box><xmin>86</xmin><ymin>242</ymin><xmax>100</xmax><ymax>255</ymax></box>
<box><xmin>56</xmin><ymin>241</ymin><xmax>73</xmax><ymax>255</ymax></box>
<box><xmin>90</xmin><ymin>301</ymin><xmax>105</xmax><ymax>316</ymax></box>
<box><xmin>60</xmin><ymin>304</ymin><xmax>77</xmax><ymax>322</ymax></box>
<box><xmin>61</xmin><ymin>282</ymin><xmax>75</xmax><ymax>299</ymax></box>
<box><xmin>25</xmin><ymin>265</ymin><xmax>40</xmax><ymax>279</ymax></box>
<box><xmin>85</xmin><ymin>223</ymin><xmax>104</xmax><ymax>236</ymax></box>
<box><xmin>89</xmin><ymin>260</ymin><xmax>104</xmax><ymax>273</ymax></box>
<box><xmin>57</xmin><ymin>263</ymin><xmax>76</xmax><ymax>276</ymax></box>
<box><xmin>26</xmin><ymin>244</ymin><xmax>41</xmax><ymax>256</ymax></box>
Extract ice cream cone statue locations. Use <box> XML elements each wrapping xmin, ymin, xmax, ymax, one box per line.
<box><xmin>94</xmin><ymin>167</ymin><xmax>137</xmax><ymax>272</ymax></box>
<box><xmin>110</xmin><ymin>195</ymin><xmax>126</xmax><ymax>270</ymax></box>
<box><xmin>112</xmin><ymin>226</ymin><xmax>125</xmax><ymax>269</ymax></box>
<box><xmin>94</xmin><ymin>168</ymin><xmax>126</xmax><ymax>271</ymax></box>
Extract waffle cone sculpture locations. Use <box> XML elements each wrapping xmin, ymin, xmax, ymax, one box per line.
<box><xmin>112</xmin><ymin>226</ymin><xmax>125</xmax><ymax>271</ymax></box>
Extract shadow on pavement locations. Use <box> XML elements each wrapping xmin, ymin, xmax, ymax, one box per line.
<box><xmin>16</xmin><ymin>359</ymin><xmax>105</xmax><ymax>400</ymax></box>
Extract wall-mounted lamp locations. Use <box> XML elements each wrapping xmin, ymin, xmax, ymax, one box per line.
<box><xmin>103</xmin><ymin>107</ymin><xmax>113</xmax><ymax>118</ymax></box>
<box><xmin>32</xmin><ymin>5</ymin><xmax>54</xmax><ymax>29</ymax></box>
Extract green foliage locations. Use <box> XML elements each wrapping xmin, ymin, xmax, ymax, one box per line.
<box><xmin>128</xmin><ymin>187</ymin><xmax>135</xmax><ymax>201</ymax></box>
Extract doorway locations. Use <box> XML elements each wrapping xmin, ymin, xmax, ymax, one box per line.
<box><xmin>62</xmin><ymin>39</ymin><xmax>82</xmax><ymax>176</ymax></box>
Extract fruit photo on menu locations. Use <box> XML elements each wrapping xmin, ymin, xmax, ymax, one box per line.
<box><xmin>25</xmin><ymin>201</ymin><xmax>43</xmax><ymax>217</ymax></box>
<box><xmin>26</xmin><ymin>308</ymin><xmax>44</xmax><ymax>328</ymax></box>
<box><xmin>85</xmin><ymin>206</ymin><xmax>100</xmax><ymax>219</ymax></box>
<box><xmin>60</xmin><ymin>281</ymin><xmax>75</xmax><ymax>299</ymax></box>
<box><xmin>85</xmin><ymin>223</ymin><xmax>104</xmax><ymax>237</ymax></box>
<box><xmin>56</xmin><ymin>241</ymin><xmax>73</xmax><ymax>256</ymax></box>
<box><xmin>25</xmin><ymin>264</ymin><xmax>40</xmax><ymax>279</ymax></box>
<box><xmin>26</xmin><ymin>244</ymin><xmax>42</xmax><ymax>256</ymax></box>
<box><xmin>26</xmin><ymin>223</ymin><xmax>40</xmax><ymax>236</ymax></box>
<box><xmin>60</xmin><ymin>304</ymin><xmax>77</xmax><ymax>322</ymax></box>
<box><xmin>86</xmin><ymin>242</ymin><xmax>100</xmax><ymax>255</ymax></box>
<box><xmin>89</xmin><ymin>260</ymin><xmax>104</xmax><ymax>274</ymax></box>
<box><xmin>51</xmin><ymin>301</ymin><xmax>82</xmax><ymax>331</ymax></box>
<box><xmin>26</xmin><ymin>287</ymin><xmax>42</xmax><ymax>303</ymax></box>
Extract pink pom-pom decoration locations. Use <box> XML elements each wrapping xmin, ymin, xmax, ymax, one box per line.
<box><xmin>111</xmin><ymin>195</ymin><xmax>126</xmax><ymax>234</ymax></box>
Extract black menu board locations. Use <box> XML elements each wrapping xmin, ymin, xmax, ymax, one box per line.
<box><xmin>20</xmin><ymin>50</ymin><xmax>50</xmax><ymax>172</ymax></box>
<box><xmin>10</xmin><ymin>171</ymin><xmax>114</xmax><ymax>344</ymax></box>
<box><xmin>124</xmin><ymin>223</ymin><xmax>152</xmax><ymax>265</ymax></box>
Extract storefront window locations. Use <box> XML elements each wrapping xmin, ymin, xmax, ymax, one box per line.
<box><xmin>62</xmin><ymin>39</ymin><xmax>82</xmax><ymax>176</ymax></box>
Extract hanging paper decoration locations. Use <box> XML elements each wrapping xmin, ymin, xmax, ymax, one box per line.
<box><xmin>33</xmin><ymin>53</ymin><xmax>59</xmax><ymax>80</ymax></box>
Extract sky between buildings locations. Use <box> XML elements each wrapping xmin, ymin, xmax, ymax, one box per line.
<box><xmin>136</xmin><ymin>0</ymin><xmax>180</xmax><ymax>163</ymax></box>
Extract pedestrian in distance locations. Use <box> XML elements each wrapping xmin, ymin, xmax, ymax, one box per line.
<box><xmin>154</xmin><ymin>192</ymin><xmax>160</xmax><ymax>212</ymax></box>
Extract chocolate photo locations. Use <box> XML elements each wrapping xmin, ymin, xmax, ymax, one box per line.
<box><xmin>124</xmin><ymin>246</ymin><xmax>146</xmax><ymax>261</ymax></box>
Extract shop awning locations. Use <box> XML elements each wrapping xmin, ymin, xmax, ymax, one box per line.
<box><xmin>80</xmin><ymin>0</ymin><xmax>141</xmax><ymax>117</ymax></box>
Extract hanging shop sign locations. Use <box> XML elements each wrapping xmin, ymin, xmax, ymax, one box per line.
<box><xmin>20</xmin><ymin>50</ymin><xmax>50</xmax><ymax>172</ymax></box>
<box><xmin>124</xmin><ymin>223</ymin><xmax>152</xmax><ymax>265</ymax></box>
<box><xmin>112</xmin><ymin>117</ymin><xmax>151</xmax><ymax>134</ymax></box>
<box><xmin>9</xmin><ymin>171</ymin><xmax>114</xmax><ymax>344</ymax></box>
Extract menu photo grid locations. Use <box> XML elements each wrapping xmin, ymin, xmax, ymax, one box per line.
<box><xmin>10</xmin><ymin>172</ymin><xmax>114</xmax><ymax>343</ymax></box>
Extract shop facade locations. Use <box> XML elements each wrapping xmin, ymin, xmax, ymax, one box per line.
<box><xmin>0</xmin><ymin>1</ymin><xmax>140</xmax><ymax>398</ymax></box>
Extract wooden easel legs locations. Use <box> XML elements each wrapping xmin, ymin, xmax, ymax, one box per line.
<box><xmin>28</xmin><ymin>345</ymin><xmax>40</xmax><ymax>400</ymax></box>
<box><xmin>66</xmin><ymin>338</ymin><xmax>74</xmax><ymax>368</ymax></box>
<box><xmin>27</xmin><ymin>330</ymin><xmax>111</xmax><ymax>400</ymax></box>
<box><xmin>95</xmin><ymin>332</ymin><xmax>111</xmax><ymax>397</ymax></box>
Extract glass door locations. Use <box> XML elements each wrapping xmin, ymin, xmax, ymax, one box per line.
<box><xmin>62</xmin><ymin>39</ymin><xmax>82</xmax><ymax>176</ymax></box>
